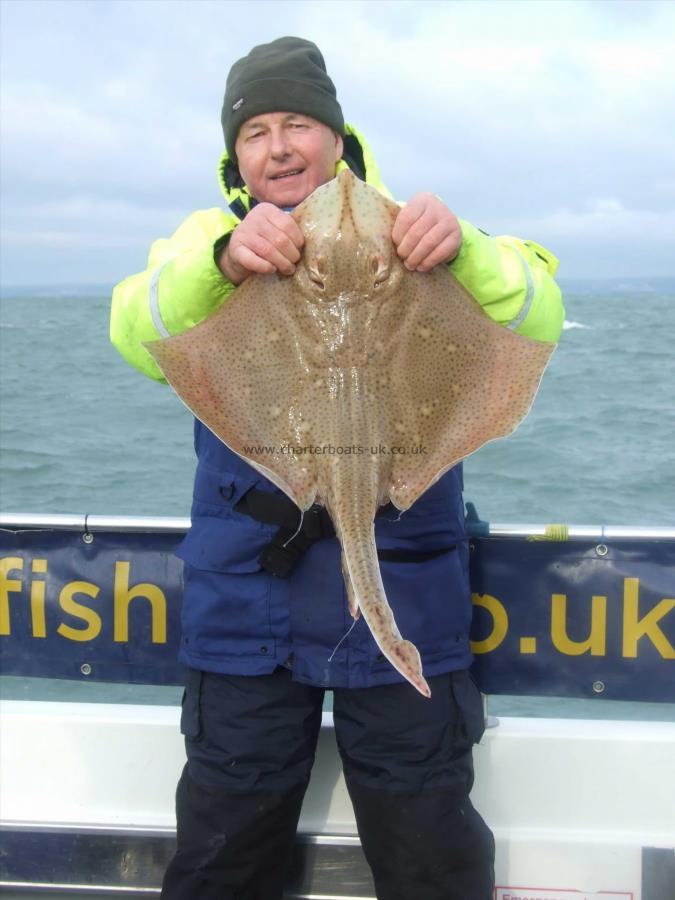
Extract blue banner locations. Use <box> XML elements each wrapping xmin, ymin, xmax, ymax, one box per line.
<box><xmin>0</xmin><ymin>528</ymin><xmax>185</xmax><ymax>685</ymax></box>
<box><xmin>468</xmin><ymin>536</ymin><xmax>675</xmax><ymax>702</ymax></box>
<box><xmin>1</xmin><ymin>526</ymin><xmax>673</xmax><ymax>701</ymax></box>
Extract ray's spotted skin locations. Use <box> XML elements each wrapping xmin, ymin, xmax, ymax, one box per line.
<box><xmin>146</xmin><ymin>170</ymin><xmax>556</xmax><ymax>697</ymax></box>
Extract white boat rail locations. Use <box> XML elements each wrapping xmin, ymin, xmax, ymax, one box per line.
<box><xmin>2</xmin><ymin>511</ymin><xmax>674</xmax><ymax>539</ymax></box>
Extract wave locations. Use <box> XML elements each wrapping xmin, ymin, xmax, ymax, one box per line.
<box><xmin>563</xmin><ymin>320</ymin><xmax>591</xmax><ymax>330</ymax></box>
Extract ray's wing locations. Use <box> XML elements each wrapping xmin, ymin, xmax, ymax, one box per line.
<box><xmin>385</xmin><ymin>268</ymin><xmax>556</xmax><ymax>510</ymax></box>
<box><xmin>145</xmin><ymin>274</ymin><xmax>317</xmax><ymax>510</ymax></box>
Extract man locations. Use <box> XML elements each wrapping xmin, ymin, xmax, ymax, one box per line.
<box><xmin>111</xmin><ymin>36</ymin><xmax>563</xmax><ymax>900</ymax></box>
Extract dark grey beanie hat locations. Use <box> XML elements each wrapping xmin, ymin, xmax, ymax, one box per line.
<box><xmin>222</xmin><ymin>36</ymin><xmax>345</xmax><ymax>160</ymax></box>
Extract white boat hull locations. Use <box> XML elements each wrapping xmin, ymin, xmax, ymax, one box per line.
<box><xmin>1</xmin><ymin>700</ymin><xmax>673</xmax><ymax>897</ymax></box>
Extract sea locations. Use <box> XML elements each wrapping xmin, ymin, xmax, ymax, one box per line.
<box><xmin>0</xmin><ymin>277</ymin><xmax>674</xmax><ymax>721</ymax></box>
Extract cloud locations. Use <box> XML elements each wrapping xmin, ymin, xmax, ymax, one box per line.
<box><xmin>489</xmin><ymin>197</ymin><xmax>675</xmax><ymax>277</ymax></box>
<box><xmin>1</xmin><ymin>0</ymin><xmax>674</xmax><ymax>283</ymax></box>
<box><xmin>526</xmin><ymin>197</ymin><xmax>675</xmax><ymax>238</ymax></box>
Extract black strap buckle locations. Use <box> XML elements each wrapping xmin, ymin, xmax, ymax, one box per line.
<box><xmin>234</xmin><ymin>490</ymin><xmax>333</xmax><ymax>578</ymax></box>
<box><xmin>256</xmin><ymin>505</ymin><xmax>335</xmax><ymax>578</ymax></box>
<box><xmin>258</xmin><ymin>529</ymin><xmax>308</xmax><ymax>579</ymax></box>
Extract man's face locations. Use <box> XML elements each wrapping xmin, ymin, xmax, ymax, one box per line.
<box><xmin>234</xmin><ymin>112</ymin><xmax>344</xmax><ymax>208</ymax></box>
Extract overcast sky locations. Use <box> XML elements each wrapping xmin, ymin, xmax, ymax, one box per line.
<box><xmin>1</xmin><ymin>0</ymin><xmax>674</xmax><ymax>285</ymax></box>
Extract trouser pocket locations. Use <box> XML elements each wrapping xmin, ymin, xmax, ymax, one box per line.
<box><xmin>180</xmin><ymin>668</ymin><xmax>203</xmax><ymax>741</ymax></box>
<box><xmin>450</xmin><ymin>669</ymin><xmax>486</xmax><ymax>747</ymax></box>
<box><xmin>183</xmin><ymin>668</ymin><xmax>324</xmax><ymax>792</ymax></box>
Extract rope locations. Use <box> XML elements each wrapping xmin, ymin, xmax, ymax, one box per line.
<box><xmin>282</xmin><ymin>508</ymin><xmax>305</xmax><ymax>547</ymax></box>
<box><xmin>328</xmin><ymin>618</ymin><xmax>359</xmax><ymax>662</ymax></box>
<box><xmin>527</xmin><ymin>523</ymin><xmax>570</xmax><ymax>542</ymax></box>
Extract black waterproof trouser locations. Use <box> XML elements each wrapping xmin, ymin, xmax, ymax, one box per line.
<box><xmin>160</xmin><ymin>667</ymin><xmax>495</xmax><ymax>900</ymax></box>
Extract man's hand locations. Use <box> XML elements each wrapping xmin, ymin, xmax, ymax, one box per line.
<box><xmin>217</xmin><ymin>203</ymin><xmax>304</xmax><ymax>285</ymax></box>
<box><xmin>392</xmin><ymin>193</ymin><xmax>462</xmax><ymax>273</ymax></box>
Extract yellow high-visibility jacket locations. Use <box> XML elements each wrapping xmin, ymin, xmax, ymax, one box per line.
<box><xmin>110</xmin><ymin>124</ymin><xmax>564</xmax><ymax>381</ymax></box>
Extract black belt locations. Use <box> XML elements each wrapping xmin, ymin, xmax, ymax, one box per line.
<box><xmin>234</xmin><ymin>489</ymin><xmax>455</xmax><ymax>578</ymax></box>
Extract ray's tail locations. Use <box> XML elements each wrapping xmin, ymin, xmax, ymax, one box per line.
<box><xmin>339</xmin><ymin>517</ymin><xmax>431</xmax><ymax>699</ymax></box>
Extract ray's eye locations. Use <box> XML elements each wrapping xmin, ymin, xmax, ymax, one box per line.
<box><xmin>307</xmin><ymin>258</ymin><xmax>326</xmax><ymax>291</ymax></box>
<box><xmin>308</xmin><ymin>269</ymin><xmax>325</xmax><ymax>291</ymax></box>
<box><xmin>371</xmin><ymin>255</ymin><xmax>390</xmax><ymax>288</ymax></box>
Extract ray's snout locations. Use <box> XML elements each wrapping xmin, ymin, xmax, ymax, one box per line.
<box><xmin>293</xmin><ymin>169</ymin><xmax>403</xmax><ymax>300</ymax></box>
